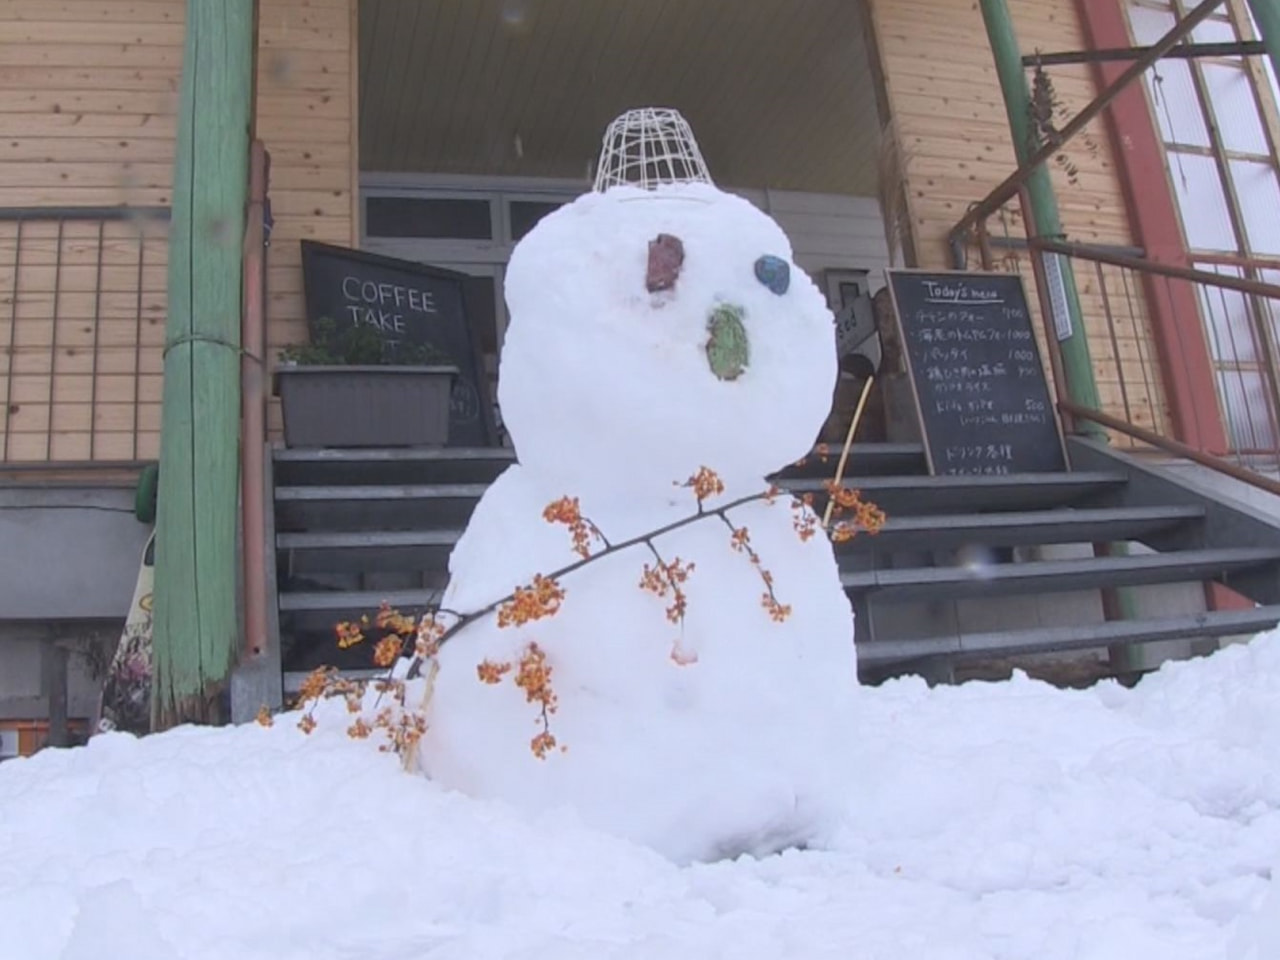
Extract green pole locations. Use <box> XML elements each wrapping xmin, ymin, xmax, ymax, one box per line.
<box><xmin>152</xmin><ymin>0</ymin><xmax>255</xmax><ymax>730</ymax></box>
<box><xmin>978</xmin><ymin>0</ymin><xmax>1105</xmax><ymax>438</ymax></box>
<box><xmin>1246</xmin><ymin>0</ymin><xmax>1280</xmax><ymax>88</ymax></box>
<box><xmin>980</xmin><ymin>0</ymin><xmax>1144</xmax><ymax>674</ymax></box>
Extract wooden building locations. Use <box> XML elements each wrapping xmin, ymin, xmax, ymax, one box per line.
<box><xmin>2</xmin><ymin>0</ymin><xmax>1279</xmax><ymax>736</ymax></box>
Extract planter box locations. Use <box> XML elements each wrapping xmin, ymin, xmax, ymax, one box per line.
<box><xmin>275</xmin><ymin>365</ymin><xmax>458</xmax><ymax>448</ymax></box>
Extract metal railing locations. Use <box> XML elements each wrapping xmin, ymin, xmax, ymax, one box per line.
<box><xmin>963</xmin><ymin>200</ymin><xmax>1280</xmax><ymax>497</ymax></box>
<box><xmin>0</xmin><ymin>206</ymin><xmax>169</xmax><ymax>464</ymax></box>
<box><xmin>940</xmin><ymin>0</ymin><xmax>1280</xmax><ymax>500</ymax></box>
<box><xmin>1035</xmin><ymin>239</ymin><xmax>1280</xmax><ymax>471</ymax></box>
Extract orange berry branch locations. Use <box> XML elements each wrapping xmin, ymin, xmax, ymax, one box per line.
<box><xmin>287</xmin><ymin>465</ymin><xmax>884</xmax><ymax>761</ymax></box>
<box><xmin>822</xmin><ymin>479</ymin><xmax>888</xmax><ymax>542</ymax></box>
<box><xmin>639</xmin><ymin>544</ymin><xmax>698</xmax><ymax>665</ymax></box>
<box><xmin>476</xmin><ymin>642</ymin><xmax>562</xmax><ymax>758</ymax></box>
<box><xmin>679</xmin><ymin>466</ymin><xmax>726</xmax><ymax>514</ymax></box>
<box><xmin>392</xmin><ymin>474</ymin><xmax>779</xmax><ymax>682</ymax></box>
<box><xmin>543</xmin><ymin>496</ymin><xmax>610</xmax><ymax>558</ymax></box>
<box><xmin>720</xmin><ymin>515</ymin><xmax>794</xmax><ymax>623</ymax></box>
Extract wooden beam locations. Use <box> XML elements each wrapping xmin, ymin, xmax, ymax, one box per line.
<box><xmin>1022</xmin><ymin>40</ymin><xmax>1265</xmax><ymax>67</ymax></box>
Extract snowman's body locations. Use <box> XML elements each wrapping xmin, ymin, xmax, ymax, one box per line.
<box><xmin>416</xmin><ymin>183</ymin><xmax>859</xmax><ymax>864</ymax></box>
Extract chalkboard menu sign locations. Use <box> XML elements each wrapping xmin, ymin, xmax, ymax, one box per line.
<box><xmin>887</xmin><ymin>270</ymin><xmax>1065</xmax><ymax>475</ymax></box>
<box><xmin>300</xmin><ymin>241</ymin><xmax>496</xmax><ymax>447</ymax></box>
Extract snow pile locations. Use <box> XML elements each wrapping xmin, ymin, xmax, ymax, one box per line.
<box><xmin>1232</xmin><ymin>874</ymin><xmax>1280</xmax><ymax>960</ymax></box>
<box><xmin>3</xmin><ymin>632</ymin><xmax>1280</xmax><ymax>958</ymax></box>
<box><xmin>415</xmin><ymin>181</ymin><xmax>856</xmax><ymax>864</ymax></box>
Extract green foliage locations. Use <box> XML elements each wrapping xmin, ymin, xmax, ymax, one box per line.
<box><xmin>280</xmin><ymin>317</ymin><xmax>453</xmax><ymax>366</ymax></box>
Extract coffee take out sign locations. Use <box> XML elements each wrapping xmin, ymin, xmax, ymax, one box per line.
<box><xmin>300</xmin><ymin>240</ymin><xmax>476</xmax><ymax>363</ymax></box>
<box><xmin>340</xmin><ymin>275</ymin><xmax>439</xmax><ymax>341</ymax></box>
<box><xmin>299</xmin><ymin>240</ymin><xmax>497</xmax><ymax>446</ymax></box>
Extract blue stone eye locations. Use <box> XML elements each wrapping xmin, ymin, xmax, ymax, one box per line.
<box><xmin>754</xmin><ymin>255</ymin><xmax>790</xmax><ymax>295</ymax></box>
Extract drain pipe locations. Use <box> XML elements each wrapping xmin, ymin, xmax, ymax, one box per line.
<box><xmin>978</xmin><ymin>0</ymin><xmax>1106</xmax><ymax>440</ymax></box>
<box><xmin>229</xmin><ymin>139</ymin><xmax>281</xmax><ymax>724</ymax></box>
<box><xmin>241</xmin><ymin>140</ymin><xmax>269</xmax><ymax>667</ymax></box>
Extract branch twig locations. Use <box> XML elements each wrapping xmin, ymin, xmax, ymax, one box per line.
<box><xmin>400</xmin><ymin>489</ymin><xmax>772</xmax><ymax>679</ymax></box>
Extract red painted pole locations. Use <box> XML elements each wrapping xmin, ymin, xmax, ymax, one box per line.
<box><xmin>1075</xmin><ymin>0</ymin><xmax>1230</xmax><ymax>456</ymax></box>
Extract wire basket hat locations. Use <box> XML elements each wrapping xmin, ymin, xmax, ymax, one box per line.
<box><xmin>593</xmin><ymin>108</ymin><xmax>714</xmax><ymax>193</ymax></box>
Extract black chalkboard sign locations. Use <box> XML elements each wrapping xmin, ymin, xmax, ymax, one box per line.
<box><xmin>887</xmin><ymin>270</ymin><xmax>1065</xmax><ymax>475</ymax></box>
<box><xmin>300</xmin><ymin>241</ymin><xmax>496</xmax><ymax>447</ymax></box>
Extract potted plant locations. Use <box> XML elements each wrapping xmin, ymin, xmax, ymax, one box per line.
<box><xmin>274</xmin><ymin>318</ymin><xmax>459</xmax><ymax>448</ymax></box>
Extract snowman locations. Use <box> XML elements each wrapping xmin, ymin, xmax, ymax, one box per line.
<box><xmin>414</xmin><ymin>110</ymin><xmax>861</xmax><ymax>864</ymax></box>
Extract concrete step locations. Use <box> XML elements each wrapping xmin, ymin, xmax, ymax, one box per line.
<box><xmin>278</xmin><ymin>587</ymin><xmax>445</xmax><ymax>631</ymax></box>
<box><xmin>273</xmin><ymin>446</ymin><xmax>515</xmax><ymax>487</ymax></box>
<box><xmin>273</xmin><ymin>472</ymin><xmax>1129</xmax><ymax>533</ymax></box>
<box><xmin>271</xmin><ymin>442</ymin><xmax>931</xmax><ymax>489</ymax></box>
<box><xmin>281</xmin><ymin>604</ymin><xmax>1280</xmax><ymax>689</ymax></box>
<box><xmin>772</xmin><ymin>443</ymin><xmax>929</xmax><ymax>480</ymax></box>
<box><xmin>274</xmin><ymin>504</ymin><xmax>1205</xmax><ymax>577</ymax></box>
<box><xmin>856</xmin><ymin>604</ymin><xmax>1280</xmax><ymax>667</ymax></box>
<box><xmin>788</xmin><ymin>471</ymin><xmax>1127</xmax><ymax>515</ymax></box>
<box><xmin>840</xmin><ymin>504</ymin><xmax>1205</xmax><ymax>554</ymax></box>
<box><xmin>274</xmin><ymin>482</ymin><xmax>487</xmax><ymax>532</ymax></box>
<box><xmin>277</xmin><ymin>529</ymin><xmax>462</xmax><ymax>575</ymax></box>
<box><xmin>276</xmin><ymin>547</ymin><xmax>1277</xmax><ymax>626</ymax></box>
<box><xmin>841</xmin><ymin>546</ymin><xmax>1280</xmax><ymax>603</ymax></box>
<box><xmin>283</xmin><ymin>668</ymin><xmax>387</xmax><ymax>696</ymax></box>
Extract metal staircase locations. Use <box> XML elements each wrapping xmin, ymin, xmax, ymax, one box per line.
<box><xmin>265</xmin><ymin>438</ymin><xmax>1280</xmax><ymax>691</ymax></box>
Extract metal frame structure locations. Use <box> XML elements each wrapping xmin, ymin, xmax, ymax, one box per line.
<box><xmin>1022</xmin><ymin>40</ymin><xmax>1266</xmax><ymax>67</ymax></box>
<box><xmin>950</xmin><ymin>0</ymin><xmax>1229</xmax><ymax>263</ymax></box>
<box><xmin>952</xmin><ymin>0</ymin><xmax>1280</xmax><ymax>498</ymax></box>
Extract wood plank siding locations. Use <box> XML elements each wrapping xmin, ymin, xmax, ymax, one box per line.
<box><xmin>358</xmin><ymin>0</ymin><xmax>883</xmax><ymax>197</ymax></box>
<box><xmin>0</xmin><ymin>1</ymin><xmax>179</xmax><ymax>462</ymax></box>
<box><xmin>868</xmin><ymin>0</ymin><xmax>1168</xmax><ymax>440</ymax></box>
<box><xmin>0</xmin><ymin>0</ymin><xmax>355</xmax><ymax>462</ymax></box>
<box><xmin>256</xmin><ymin>0</ymin><xmax>358</xmax><ymax>439</ymax></box>
<box><xmin>1</xmin><ymin>0</ymin><xmax>1161</xmax><ymax>463</ymax></box>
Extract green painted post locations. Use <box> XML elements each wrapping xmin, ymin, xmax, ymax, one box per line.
<box><xmin>152</xmin><ymin>0</ymin><xmax>255</xmax><ymax>730</ymax></box>
<box><xmin>978</xmin><ymin>0</ymin><xmax>1105</xmax><ymax>438</ymax></box>
<box><xmin>1246</xmin><ymin>0</ymin><xmax>1280</xmax><ymax>90</ymax></box>
<box><xmin>980</xmin><ymin>0</ymin><xmax>1143</xmax><ymax>671</ymax></box>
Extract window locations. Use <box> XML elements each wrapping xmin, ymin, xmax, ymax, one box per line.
<box><xmin>509</xmin><ymin>200</ymin><xmax>564</xmax><ymax>242</ymax></box>
<box><xmin>1127</xmin><ymin>0</ymin><xmax>1280</xmax><ymax>454</ymax></box>
<box><xmin>365</xmin><ymin>197</ymin><xmax>494</xmax><ymax>240</ymax></box>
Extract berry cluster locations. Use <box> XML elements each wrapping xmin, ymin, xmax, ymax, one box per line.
<box><xmin>497</xmin><ymin>575</ymin><xmax>565</xmax><ymax>628</ymax></box>
<box><xmin>543</xmin><ymin>496</ymin><xmax>604</xmax><ymax>559</ymax></box>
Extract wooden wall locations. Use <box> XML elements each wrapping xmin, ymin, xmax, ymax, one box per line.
<box><xmin>868</xmin><ymin>0</ymin><xmax>1169</xmax><ymax>439</ymax></box>
<box><xmin>0</xmin><ymin>1</ymin><xmax>179</xmax><ymax>462</ymax></box>
<box><xmin>0</xmin><ymin>0</ymin><xmax>356</xmax><ymax>463</ymax></box>
<box><xmin>1</xmin><ymin>0</ymin><xmax>1166</xmax><ymax>460</ymax></box>
<box><xmin>256</xmin><ymin>0</ymin><xmax>357</xmax><ymax>438</ymax></box>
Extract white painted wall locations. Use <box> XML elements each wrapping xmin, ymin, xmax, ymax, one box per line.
<box><xmin>753</xmin><ymin>188</ymin><xmax>897</xmax><ymax>292</ymax></box>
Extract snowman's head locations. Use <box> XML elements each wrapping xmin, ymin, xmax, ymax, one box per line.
<box><xmin>499</xmin><ymin>182</ymin><xmax>837</xmax><ymax>496</ymax></box>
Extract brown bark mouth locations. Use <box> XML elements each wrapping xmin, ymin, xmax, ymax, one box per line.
<box><xmin>646</xmin><ymin>233</ymin><xmax>685</xmax><ymax>293</ymax></box>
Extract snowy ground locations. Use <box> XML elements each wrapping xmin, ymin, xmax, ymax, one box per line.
<box><xmin>3</xmin><ymin>633</ymin><xmax>1280</xmax><ymax>960</ymax></box>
